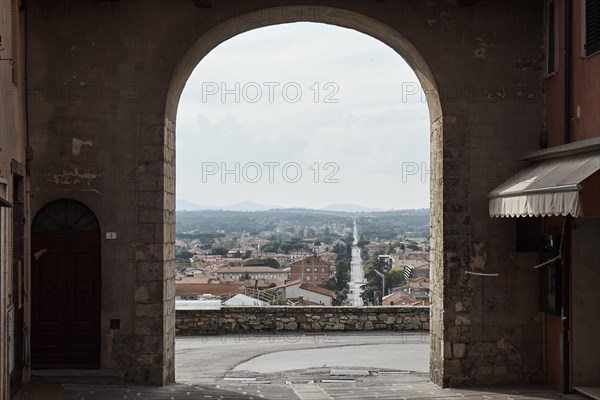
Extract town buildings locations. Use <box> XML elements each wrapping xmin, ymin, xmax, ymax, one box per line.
<box><xmin>274</xmin><ymin>280</ymin><xmax>336</xmax><ymax>306</ymax></box>
<box><xmin>392</xmin><ymin>277</ymin><xmax>430</xmax><ymax>302</ymax></box>
<box><xmin>173</xmin><ymin>261</ymin><xmax>336</xmax><ymax>306</ymax></box>
<box><xmin>382</xmin><ymin>292</ymin><xmax>428</xmax><ymax>307</ymax></box>
<box><xmin>175</xmin><ymin>282</ymin><xmax>245</xmax><ymax>301</ymax></box>
<box><xmin>211</xmin><ymin>266</ymin><xmax>289</xmax><ymax>281</ymax></box>
<box><xmin>401</xmin><ymin>260</ymin><xmax>430</xmax><ymax>280</ymax></box>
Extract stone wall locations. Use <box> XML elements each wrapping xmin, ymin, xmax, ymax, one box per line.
<box><xmin>28</xmin><ymin>0</ymin><xmax>545</xmax><ymax>387</ymax></box>
<box><xmin>176</xmin><ymin>307</ymin><xmax>429</xmax><ymax>335</ymax></box>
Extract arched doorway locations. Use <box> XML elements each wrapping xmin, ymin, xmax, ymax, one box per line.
<box><xmin>31</xmin><ymin>200</ymin><xmax>101</xmax><ymax>368</ymax></box>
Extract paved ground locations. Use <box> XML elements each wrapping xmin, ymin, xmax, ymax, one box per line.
<box><xmin>20</xmin><ymin>383</ymin><xmax>262</xmax><ymax>399</ymax></box>
<box><xmin>21</xmin><ymin>332</ymin><xmax>588</xmax><ymax>400</ymax></box>
<box><xmin>176</xmin><ymin>331</ymin><xmax>429</xmax><ymax>384</ymax></box>
<box><xmin>21</xmin><ymin>380</ymin><xmax>589</xmax><ymax>400</ymax></box>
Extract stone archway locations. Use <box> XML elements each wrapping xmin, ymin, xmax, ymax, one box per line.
<box><xmin>164</xmin><ymin>5</ymin><xmax>444</xmax><ymax>385</ymax></box>
<box><xmin>27</xmin><ymin>0</ymin><xmax>544</xmax><ymax>387</ymax></box>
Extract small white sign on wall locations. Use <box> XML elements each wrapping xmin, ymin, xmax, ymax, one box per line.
<box><xmin>106</xmin><ymin>232</ymin><xmax>117</xmax><ymax>240</ymax></box>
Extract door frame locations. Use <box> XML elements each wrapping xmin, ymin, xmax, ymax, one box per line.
<box><xmin>30</xmin><ymin>199</ymin><xmax>101</xmax><ymax>369</ymax></box>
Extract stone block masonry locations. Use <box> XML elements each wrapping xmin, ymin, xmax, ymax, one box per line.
<box><xmin>175</xmin><ymin>307</ymin><xmax>429</xmax><ymax>335</ymax></box>
<box><xmin>27</xmin><ymin>0</ymin><xmax>544</xmax><ymax>387</ymax></box>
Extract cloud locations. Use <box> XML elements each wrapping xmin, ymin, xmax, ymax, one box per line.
<box><xmin>176</xmin><ymin>23</ymin><xmax>430</xmax><ymax>210</ymax></box>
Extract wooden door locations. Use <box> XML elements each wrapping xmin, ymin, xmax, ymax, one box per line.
<box><xmin>31</xmin><ymin>200</ymin><xmax>101</xmax><ymax>368</ymax></box>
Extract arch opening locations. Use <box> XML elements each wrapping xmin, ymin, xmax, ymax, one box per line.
<box><xmin>167</xmin><ymin>5</ymin><xmax>443</xmax><ymax>385</ymax></box>
<box><xmin>166</xmin><ymin>6</ymin><xmax>441</xmax><ymax>122</ymax></box>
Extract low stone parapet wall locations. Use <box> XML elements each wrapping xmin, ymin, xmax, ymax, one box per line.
<box><xmin>175</xmin><ymin>306</ymin><xmax>429</xmax><ymax>335</ymax></box>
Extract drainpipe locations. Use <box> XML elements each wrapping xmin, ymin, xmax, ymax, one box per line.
<box><xmin>564</xmin><ymin>0</ymin><xmax>572</xmax><ymax>144</ymax></box>
<box><xmin>21</xmin><ymin>0</ymin><xmax>32</xmax><ymax>376</ymax></box>
<box><xmin>562</xmin><ymin>218</ymin><xmax>570</xmax><ymax>394</ymax></box>
<box><xmin>562</xmin><ymin>0</ymin><xmax>572</xmax><ymax>393</ymax></box>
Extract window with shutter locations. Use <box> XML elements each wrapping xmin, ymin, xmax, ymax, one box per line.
<box><xmin>585</xmin><ymin>0</ymin><xmax>600</xmax><ymax>55</ymax></box>
<box><xmin>547</xmin><ymin>0</ymin><xmax>557</xmax><ymax>73</ymax></box>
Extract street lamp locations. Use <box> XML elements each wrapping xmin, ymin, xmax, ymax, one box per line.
<box><xmin>372</xmin><ymin>267</ymin><xmax>385</xmax><ymax>304</ymax></box>
<box><xmin>376</xmin><ymin>255</ymin><xmax>394</xmax><ymax>302</ymax></box>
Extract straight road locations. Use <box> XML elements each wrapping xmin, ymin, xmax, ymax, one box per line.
<box><xmin>348</xmin><ymin>219</ymin><xmax>365</xmax><ymax>306</ymax></box>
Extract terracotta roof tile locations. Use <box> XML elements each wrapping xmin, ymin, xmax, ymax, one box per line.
<box><xmin>298</xmin><ymin>283</ymin><xmax>336</xmax><ymax>298</ymax></box>
<box><xmin>175</xmin><ymin>282</ymin><xmax>244</xmax><ymax>297</ymax></box>
<box><xmin>216</xmin><ymin>266</ymin><xmax>286</xmax><ymax>273</ymax></box>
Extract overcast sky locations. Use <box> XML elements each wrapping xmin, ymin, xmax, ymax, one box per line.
<box><xmin>176</xmin><ymin>22</ymin><xmax>430</xmax><ymax>210</ymax></box>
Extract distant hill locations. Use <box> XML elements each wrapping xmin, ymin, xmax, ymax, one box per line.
<box><xmin>225</xmin><ymin>201</ymin><xmax>281</xmax><ymax>211</ymax></box>
<box><xmin>176</xmin><ymin>208</ymin><xmax>430</xmax><ymax>239</ymax></box>
<box><xmin>176</xmin><ymin>199</ymin><xmax>280</xmax><ymax>211</ymax></box>
<box><xmin>321</xmin><ymin>203</ymin><xmax>384</xmax><ymax>212</ymax></box>
<box><xmin>177</xmin><ymin>199</ymin><xmax>393</xmax><ymax>212</ymax></box>
<box><xmin>176</xmin><ymin>199</ymin><xmax>204</xmax><ymax>210</ymax></box>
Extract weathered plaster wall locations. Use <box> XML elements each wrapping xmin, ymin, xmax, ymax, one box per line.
<box><xmin>176</xmin><ymin>307</ymin><xmax>429</xmax><ymax>335</ymax></box>
<box><xmin>571</xmin><ymin>218</ymin><xmax>600</xmax><ymax>386</ymax></box>
<box><xmin>0</xmin><ymin>1</ymin><xmax>30</xmax><ymax>398</ymax></box>
<box><xmin>542</xmin><ymin>1</ymin><xmax>600</xmax><ymax>390</ymax></box>
<box><xmin>27</xmin><ymin>0</ymin><xmax>545</xmax><ymax>387</ymax></box>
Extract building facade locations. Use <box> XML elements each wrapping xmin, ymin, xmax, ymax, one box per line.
<box><xmin>0</xmin><ymin>2</ymin><xmax>30</xmax><ymax>398</ymax></box>
<box><xmin>290</xmin><ymin>255</ymin><xmax>332</xmax><ymax>284</ymax></box>
<box><xmin>275</xmin><ymin>281</ymin><xmax>336</xmax><ymax>306</ymax></box>
<box><xmin>213</xmin><ymin>266</ymin><xmax>289</xmax><ymax>281</ymax></box>
<box><xmin>487</xmin><ymin>0</ymin><xmax>600</xmax><ymax>393</ymax></box>
<box><xmin>542</xmin><ymin>0</ymin><xmax>599</xmax><ymax>392</ymax></box>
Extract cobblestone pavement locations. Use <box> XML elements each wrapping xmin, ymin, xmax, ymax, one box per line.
<box><xmin>21</xmin><ymin>383</ymin><xmax>261</xmax><ymax>399</ymax></box>
<box><xmin>22</xmin><ymin>369</ymin><xmax>588</xmax><ymax>400</ymax></box>
<box><xmin>203</xmin><ymin>369</ymin><xmax>587</xmax><ymax>400</ymax></box>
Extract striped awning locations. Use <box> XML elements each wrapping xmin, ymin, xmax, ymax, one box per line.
<box><xmin>489</xmin><ymin>150</ymin><xmax>599</xmax><ymax>218</ymax></box>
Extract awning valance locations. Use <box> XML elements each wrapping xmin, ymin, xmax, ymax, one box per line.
<box><xmin>489</xmin><ymin>151</ymin><xmax>599</xmax><ymax>218</ymax></box>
